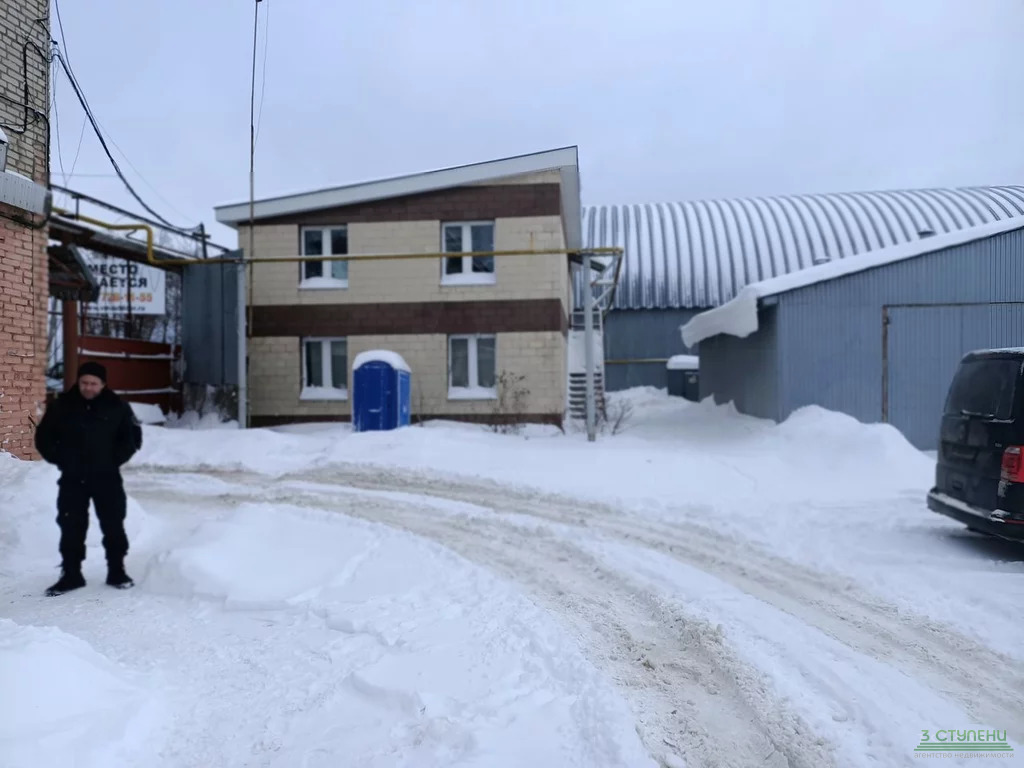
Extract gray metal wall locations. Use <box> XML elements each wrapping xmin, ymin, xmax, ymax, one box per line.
<box><xmin>181</xmin><ymin>256</ymin><xmax>243</xmax><ymax>387</ymax></box>
<box><xmin>698</xmin><ymin>305</ymin><xmax>780</xmax><ymax>420</ymax></box>
<box><xmin>602</xmin><ymin>307</ymin><xmax>700</xmax><ymax>391</ymax></box>
<box><xmin>707</xmin><ymin>228</ymin><xmax>1024</xmax><ymax>449</ymax></box>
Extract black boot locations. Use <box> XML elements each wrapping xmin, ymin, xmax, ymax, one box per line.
<box><xmin>46</xmin><ymin>565</ymin><xmax>86</xmax><ymax>596</ymax></box>
<box><xmin>106</xmin><ymin>558</ymin><xmax>134</xmax><ymax>589</ymax></box>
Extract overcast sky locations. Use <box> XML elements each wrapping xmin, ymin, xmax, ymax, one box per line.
<box><xmin>49</xmin><ymin>0</ymin><xmax>1024</xmax><ymax>247</ymax></box>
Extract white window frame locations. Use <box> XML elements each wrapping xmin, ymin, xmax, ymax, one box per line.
<box><xmin>441</xmin><ymin>221</ymin><xmax>496</xmax><ymax>286</ymax></box>
<box><xmin>300</xmin><ymin>337</ymin><xmax>348</xmax><ymax>401</ymax></box>
<box><xmin>300</xmin><ymin>225</ymin><xmax>349</xmax><ymax>289</ymax></box>
<box><xmin>447</xmin><ymin>333</ymin><xmax>497</xmax><ymax>400</ymax></box>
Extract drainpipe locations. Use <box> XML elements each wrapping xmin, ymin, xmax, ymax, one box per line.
<box><xmin>236</xmin><ymin>257</ymin><xmax>247</xmax><ymax>429</ymax></box>
<box><xmin>583</xmin><ymin>252</ymin><xmax>596</xmax><ymax>442</ymax></box>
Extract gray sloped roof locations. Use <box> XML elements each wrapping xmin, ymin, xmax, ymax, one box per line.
<box><xmin>577</xmin><ymin>185</ymin><xmax>1024</xmax><ymax>311</ymax></box>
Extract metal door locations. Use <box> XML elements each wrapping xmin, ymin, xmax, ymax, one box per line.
<box><xmin>353</xmin><ymin>364</ymin><xmax>389</xmax><ymax>432</ymax></box>
<box><xmin>884</xmin><ymin>303</ymin><xmax>1024</xmax><ymax>450</ymax></box>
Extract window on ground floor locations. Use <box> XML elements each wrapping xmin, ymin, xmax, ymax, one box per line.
<box><xmin>301</xmin><ymin>226</ymin><xmax>348</xmax><ymax>287</ymax></box>
<box><xmin>301</xmin><ymin>337</ymin><xmax>348</xmax><ymax>400</ymax></box>
<box><xmin>448</xmin><ymin>334</ymin><xmax>496</xmax><ymax>399</ymax></box>
<box><xmin>441</xmin><ymin>221</ymin><xmax>495</xmax><ymax>285</ymax></box>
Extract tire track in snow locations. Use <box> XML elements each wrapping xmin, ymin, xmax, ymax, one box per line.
<box><xmin>130</xmin><ymin>463</ymin><xmax>1024</xmax><ymax>760</ymax></box>
<box><xmin>154</xmin><ymin>466</ymin><xmax>1024</xmax><ymax>733</ymax></box>
<box><xmin>129</xmin><ymin>473</ymin><xmax>835</xmax><ymax>768</ymax></box>
<box><xmin>254</xmin><ymin>463</ymin><xmax>1024</xmax><ymax>744</ymax></box>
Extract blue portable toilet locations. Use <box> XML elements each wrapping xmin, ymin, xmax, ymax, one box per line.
<box><xmin>352</xmin><ymin>350</ymin><xmax>412</xmax><ymax>432</ymax></box>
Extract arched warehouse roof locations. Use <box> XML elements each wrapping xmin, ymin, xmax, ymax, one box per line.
<box><xmin>579</xmin><ymin>185</ymin><xmax>1024</xmax><ymax>311</ymax></box>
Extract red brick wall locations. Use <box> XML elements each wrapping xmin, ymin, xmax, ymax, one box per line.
<box><xmin>0</xmin><ymin>213</ymin><xmax>48</xmax><ymax>459</ymax></box>
<box><xmin>0</xmin><ymin>0</ymin><xmax>50</xmax><ymax>459</ymax></box>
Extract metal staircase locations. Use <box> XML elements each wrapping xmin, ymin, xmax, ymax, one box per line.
<box><xmin>567</xmin><ymin>253</ymin><xmax>622</xmax><ymax>431</ymax></box>
<box><xmin>568</xmin><ymin>309</ymin><xmax>605</xmax><ymax>420</ymax></box>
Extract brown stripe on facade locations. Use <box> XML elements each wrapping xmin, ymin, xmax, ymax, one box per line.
<box><xmin>252</xmin><ymin>299</ymin><xmax>568</xmax><ymax>337</ymax></box>
<box><xmin>251</xmin><ymin>413</ymin><xmax>563</xmax><ymax>429</ymax></box>
<box><xmin>252</xmin><ymin>184</ymin><xmax>561</xmax><ymax>226</ymax></box>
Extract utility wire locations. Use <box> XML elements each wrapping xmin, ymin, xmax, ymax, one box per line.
<box><xmin>53</xmin><ymin>0</ymin><xmax>86</xmax><ymax>177</ymax></box>
<box><xmin>52</xmin><ymin>0</ymin><xmax>200</xmax><ymax>234</ymax></box>
<box><xmin>51</xmin><ymin>58</ymin><xmax>67</xmax><ymax>186</ymax></box>
<box><xmin>255</xmin><ymin>0</ymin><xmax>270</xmax><ymax>145</ymax></box>
<box><xmin>53</xmin><ymin>51</ymin><xmax>197</xmax><ymax>233</ymax></box>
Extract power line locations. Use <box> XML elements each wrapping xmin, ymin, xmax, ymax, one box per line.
<box><xmin>52</xmin><ymin>0</ymin><xmax>199</xmax><ymax>234</ymax></box>
<box><xmin>53</xmin><ymin>50</ymin><xmax>198</xmax><ymax>234</ymax></box>
<box><xmin>255</xmin><ymin>0</ymin><xmax>270</xmax><ymax>145</ymax></box>
<box><xmin>51</xmin><ymin>57</ymin><xmax>67</xmax><ymax>186</ymax></box>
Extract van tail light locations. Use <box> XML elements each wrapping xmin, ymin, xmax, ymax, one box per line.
<box><xmin>1001</xmin><ymin>446</ymin><xmax>1024</xmax><ymax>483</ymax></box>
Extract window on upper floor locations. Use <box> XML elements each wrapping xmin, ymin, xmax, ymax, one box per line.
<box><xmin>301</xmin><ymin>337</ymin><xmax>348</xmax><ymax>400</ymax></box>
<box><xmin>448</xmin><ymin>333</ymin><xmax>496</xmax><ymax>399</ymax></box>
<box><xmin>301</xmin><ymin>226</ymin><xmax>348</xmax><ymax>288</ymax></box>
<box><xmin>441</xmin><ymin>221</ymin><xmax>495</xmax><ymax>286</ymax></box>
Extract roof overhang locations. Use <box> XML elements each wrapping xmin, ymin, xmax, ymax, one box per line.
<box><xmin>680</xmin><ymin>215</ymin><xmax>1024</xmax><ymax>348</ymax></box>
<box><xmin>48</xmin><ymin>214</ymin><xmax>194</xmax><ymax>269</ymax></box>
<box><xmin>48</xmin><ymin>243</ymin><xmax>100</xmax><ymax>302</ymax></box>
<box><xmin>214</xmin><ymin>146</ymin><xmax>583</xmax><ymax>250</ymax></box>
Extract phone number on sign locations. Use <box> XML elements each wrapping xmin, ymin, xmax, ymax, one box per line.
<box><xmin>102</xmin><ymin>293</ymin><xmax>154</xmax><ymax>303</ymax></box>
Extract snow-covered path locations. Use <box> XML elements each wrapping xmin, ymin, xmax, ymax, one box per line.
<box><xmin>125</xmin><ymin>464</ymin><xmax>1024</xmax><ymax>767</ymax></box>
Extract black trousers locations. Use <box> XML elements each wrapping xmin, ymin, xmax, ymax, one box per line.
<box><xmin>56</xmin><ymin>472</ymin><xmax>129</xmax><ymax>567</ymax></box>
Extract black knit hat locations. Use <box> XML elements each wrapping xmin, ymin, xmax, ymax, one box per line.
<box><xmin>77</xmin><ymin>361</ymin><xmax>107</xmax><ymax>383</ymax></box>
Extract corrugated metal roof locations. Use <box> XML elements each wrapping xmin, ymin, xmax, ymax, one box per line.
<box><xmin>579</xmin><ymin>185</ymin><xmax>1024</xmax><ymax>310</ymax></box>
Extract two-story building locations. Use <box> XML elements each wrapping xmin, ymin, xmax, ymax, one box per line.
<box><xmin>213</xmin><ymin>146</ymin><xmax>585</xmax><ymax>428</ymax></box>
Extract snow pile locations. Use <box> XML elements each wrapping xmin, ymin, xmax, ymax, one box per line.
<box><xmin>0</xmin><ymin>453</ymin><xmax>158</xmax><ymax>575</ymax></box>
<box><xmin>353</xmin><ymin>348</ymin><xmax>411</xmax><ymax>372</ymax></box>
<box><xmin>144</xmin><ymin>503</ymin><xmax>366</xmax><ymax>608</ymax></box>
<box><xmin>666</xmin><ymin>354</ymin><xmax>698</xmax><ymax>370</ymax></box>
<box><xmin>165</xmin><ymin>410</ymin><xmax>237</xmax><ymax>430</ymax></box>
<box><xmin>138</xmin><ymin>501</ymin><xmax>656</xmax><ymax>766</ymax></box>
<box><xmin>129</xmin><ymin>401</ymin><xmax>166</xmax><ymax>425</ymax></box>
<box><xmin>0</xmin><ymin>619</ymin><xmax>165</xmax><ymax>768</ymax></box>
<box><xmin>130</xmin><ymin>388</ymin><xmax>1022</xmax><ymax>661</ymax></box>
<box><xmin>136</xmin><ymin>388</ymin><xmax>933</xmax><ymax>505</ymax></box>
<box><xmin>0</xmin><ymin>457</ymin><xmax>655</xmax><ymax>767</ymax></box>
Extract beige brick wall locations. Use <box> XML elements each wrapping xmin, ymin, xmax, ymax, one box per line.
<box><xmin>250</xmin><ymin>331</ymin><xmax>566</xmax><ymax>420</ymax></box>
<box><xmin>241</xmin><ymin>215</ymin><xmax>568</xmax><ymax>307</ymax></box>
<box><xmin>0</xmin><ymin>0</ymin><xmax>50</xmax><ymax>460</ymax></box>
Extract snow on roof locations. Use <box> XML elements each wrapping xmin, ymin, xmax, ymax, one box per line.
<box><xmin>214</xmin><ymin>146</ymin><xmax>582</xmax><ymax>249</ymax></box>
<box><xmin>666</xmin><ymin>355</ymin><xmax>699</xmax><ymax>370</ymax></box>
<box><xmin>353</xmin><ymin>350</ymin><xmax>411</xmax><ymax>373</ymax></box>
<box><xmin>680</xmin><ymin>215</ymin><xmax>1024</xmax><ymax>347</ymax></box>
<box><xmin>577</xmin><ymin>185</ymin><xmax>1024</xmax><ymax>312</ymax></box>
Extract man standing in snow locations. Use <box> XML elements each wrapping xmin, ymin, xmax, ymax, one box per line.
<box><xmin>34</xmin><ymin>361</ymin><xmax>143</xmax><ymax>596</ymax></box>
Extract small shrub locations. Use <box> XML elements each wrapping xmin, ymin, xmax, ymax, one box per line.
<box><xmin>491</xmin><ymin>370</ymin><xmax>530</xmax><ymax>435</ymax></box>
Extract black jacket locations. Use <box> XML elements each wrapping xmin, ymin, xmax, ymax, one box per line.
<box><xmin>35</xmin><ymin>387</ymin><xmax>143</xmax><ymax>477</ymax></box>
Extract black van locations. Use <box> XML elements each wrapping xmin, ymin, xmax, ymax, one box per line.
<box><xmin>927</xmin><ymin>348</ymin><xmax>1024</xmax><ymax>541</ymax></box>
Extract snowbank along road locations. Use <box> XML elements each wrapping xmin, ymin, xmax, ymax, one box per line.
<box><xmin>128</xmin><ymin>463</ymin><xmax>1024</xmax><ymax>768</ymax></box>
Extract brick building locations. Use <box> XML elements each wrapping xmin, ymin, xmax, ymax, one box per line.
<box><xmin>213</xmin><ymin>147</ymin><xmax>585</xmax><ymax>427</ymax></box>
<box><xmin>0</xmin><ymin>0</ymin><xmax>50</xmax><ymax>459</ymax></box>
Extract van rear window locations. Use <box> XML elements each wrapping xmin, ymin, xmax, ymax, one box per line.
<box><xmin>944</xmin><ymin>358</ymin><xmax>1022</xmax><ymax>420</ymax></box>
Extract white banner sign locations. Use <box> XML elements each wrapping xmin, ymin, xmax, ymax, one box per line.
<box><xmin>81</xmin><ymin>253</ymin><xmax>166</xmax><ymax>316</ymax></box>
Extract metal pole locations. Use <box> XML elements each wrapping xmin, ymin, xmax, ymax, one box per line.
<box><xmin>240</xmin><ymin>0</ymin><xmax>260</xmax><ymax>430</ymax></box>
<box><xmin>583</xmin><ymin>253</ymin><xmax>596</xmax><ymax>442</ymax></box>
<box><xmin>236</xmin><ymin>258</ymin><xmax>247</xmax><ymax>429</ymax></box>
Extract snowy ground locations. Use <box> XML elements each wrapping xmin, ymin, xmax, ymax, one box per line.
<box><xmin>2</xmin><ymin>387</ymin><xmax>1023</xmax><ymax>767</ymax></box>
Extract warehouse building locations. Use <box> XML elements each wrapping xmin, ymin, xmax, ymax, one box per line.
<box><xmin>579</xmin><ymin>186</ymin><xmax>1024</xmax><ymax>392</ymax></box>
<box><xmin>680</xmin><ymin>218</ymin><xmax>1024</xmax><ymax>450</ymax></box>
